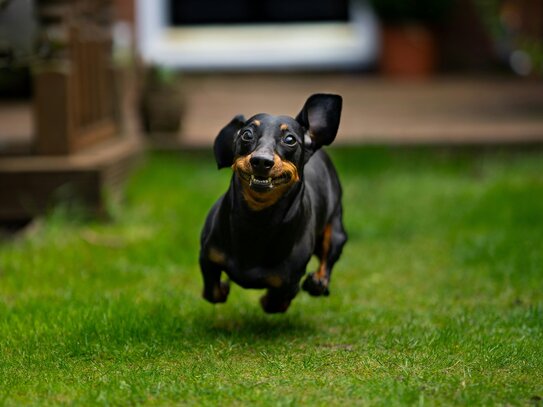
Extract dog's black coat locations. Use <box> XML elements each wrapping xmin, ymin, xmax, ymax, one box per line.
<box><xmin>199</xmin><ymin>94</ymin><xmax>347</xmax><ymax>313</ymax></box>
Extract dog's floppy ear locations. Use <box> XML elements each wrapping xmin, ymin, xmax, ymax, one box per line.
<box><xmin>296</xmin><ymin>94</ymin><xmax>342</xmax><ymax>150</ymax></box>
<box><xmin>213</xmin><ymin>114</ymin><xmax>245</xmax><ymax>169</ymax></box>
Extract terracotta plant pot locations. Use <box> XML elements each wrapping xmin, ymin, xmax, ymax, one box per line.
<box><xmin>380</xmin><ymin>24</ymin><xmax>437</xmax><ymax>78</ymax></box>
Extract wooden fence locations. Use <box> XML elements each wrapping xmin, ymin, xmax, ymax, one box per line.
<box><xmin>34</xmin><ymin>0</ymin><xmax>117</xmax><ymax>155</ymax></box>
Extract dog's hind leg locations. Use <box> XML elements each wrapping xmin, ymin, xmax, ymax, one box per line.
<box><xmin>260</xmin><ymin>284</ymin><xmax>300</xmax><ymax>314</ymax></box>
<box><xmin>200</xmin><ymin>248</ymin><xmax>230</xmax><ymax>303</ymax></box>
<box><xmin>302</xmin><ymin>207</ymin><xmax>347</xmax><ymax>296</ymax></box>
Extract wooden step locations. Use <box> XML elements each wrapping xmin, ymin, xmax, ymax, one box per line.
<box><xmin>0</xmin><ymin>135</ymin><xmax>143</xmax><ymax>222</ymax></box>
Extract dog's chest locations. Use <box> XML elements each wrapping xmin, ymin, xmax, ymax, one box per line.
<box><xmin>224</xmin><ymin>237</ymin><xmax>311</xmax><ymax>289</ymax></box>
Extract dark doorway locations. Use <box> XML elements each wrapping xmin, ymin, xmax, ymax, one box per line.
<box><xmin>169</xmin><ymin>0</ymin><xmax>349</xmax><ymax>26</ymax></box>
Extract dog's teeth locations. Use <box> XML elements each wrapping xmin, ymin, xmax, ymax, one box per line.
<box><xmin>249</xmin><ymin>174</ymin><xmax>273</xmax><ymax>187</ymax></box>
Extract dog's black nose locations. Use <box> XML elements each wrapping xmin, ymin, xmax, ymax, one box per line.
<box><xmin>250</xmin><ymin>154</ymin><xmax>274</xmax><ymax>172</ymax></box>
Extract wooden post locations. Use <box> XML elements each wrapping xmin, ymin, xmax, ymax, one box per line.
<box><xmin>34</xmin><ymin>65</ymin><xmax>74</xmax><ymax>155</ymax></box>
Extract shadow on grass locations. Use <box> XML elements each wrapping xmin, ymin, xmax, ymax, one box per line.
<box><xmin>200</xmin><ymin>310</ymin><xmax>316</xmax><ymax>340</ymax></box>
<box><xmin>55</xmin><ymin>298</ymin><xmax>317</xmax><ymax>359</ymax></box>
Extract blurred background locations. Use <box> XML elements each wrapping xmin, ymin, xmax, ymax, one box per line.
<box><xmin>0</xmin><ymin>0</ymin><xmax>542</xmax><ymax>224</ymax></box>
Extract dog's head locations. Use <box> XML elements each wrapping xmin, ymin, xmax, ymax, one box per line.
<box><xmin>213</xmin><ymin>94</ymin><xmax>342</xmax><ymax>210</ymax></box>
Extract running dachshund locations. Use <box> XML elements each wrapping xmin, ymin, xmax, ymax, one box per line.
<box><xmin>199</xmin><ymin>93</ymin><xmax>347</xmax><ymax>313</ymax></box>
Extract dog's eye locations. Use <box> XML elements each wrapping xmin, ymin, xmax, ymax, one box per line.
<box><xmin>240</xmin><ymin>130</ymin><xmax>254</xmax><ymax>142</ymax></box>
<box><xmin>282</xmin><ymin>134</ymin><xmax>297</xmax><ymax>146</ymax></box>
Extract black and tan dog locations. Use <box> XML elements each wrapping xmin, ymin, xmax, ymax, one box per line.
<box><xmin>199</xmin><ymin>94</ymin><xmax>347</xmax><ymax>313</ymax></box>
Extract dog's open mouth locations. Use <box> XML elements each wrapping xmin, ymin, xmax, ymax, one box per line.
<box><xmin>238</xmin><ymin>171</ymin><xmax>292</xmax><ymax>191</ymax></box>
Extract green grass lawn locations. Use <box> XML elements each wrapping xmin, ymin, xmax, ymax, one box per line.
<box><xmin>1</xmin><ymin>147</ymin><xmax>542</xmax><ymax>406</ymax></box>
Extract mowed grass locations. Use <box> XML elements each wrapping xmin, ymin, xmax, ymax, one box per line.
<box><xmin>1</xmin><ymin>147</ymin><xmax>542</xmax><ymax>406</ymax></box>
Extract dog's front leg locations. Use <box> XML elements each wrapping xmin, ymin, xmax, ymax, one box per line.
<box><xmin>200</xmin><ymin>255</ymin><xmax>230</xmax><ymax>304</ymax></box>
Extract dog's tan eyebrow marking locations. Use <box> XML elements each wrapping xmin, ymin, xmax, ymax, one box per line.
<box><xmin>280</xmin><ymin>123</ymin><xmax>288</xmax><ymax>131</ymax></box>
<box><xmin>253</xmin><ymin>120</ymin><xmax>261</xmax><ymax>126</ymax></box>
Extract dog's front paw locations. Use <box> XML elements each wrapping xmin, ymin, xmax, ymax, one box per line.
<box><xmin>302</xmin><ymin>273</ymin><xmax>330</xmax><ymax>297</ymax></box>
<box><xmin>260</xmin><ymin>294</ymin><xmax>291</xmax><ymax>314</ymax></box>
<box><xmin>203</xmin><ymin>280</ymin><xmax>230</xmax><ymax>303</ymax></box>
